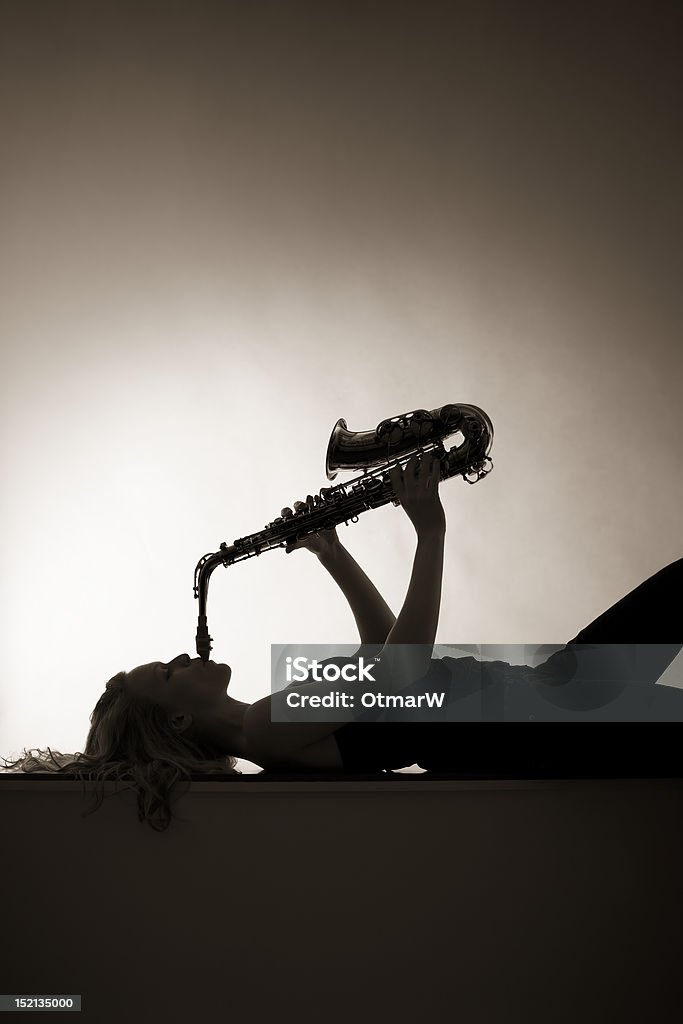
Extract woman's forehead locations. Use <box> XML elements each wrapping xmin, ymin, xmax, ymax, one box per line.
<box><xmin>136</xmin><ymin>661</ymin><xmax>162</xmax><ymax>678</ymax></box>
<box><xmin>126</xmin><ymin>662</ymin><xmax>162</xmax><ymax>697</ymax></box>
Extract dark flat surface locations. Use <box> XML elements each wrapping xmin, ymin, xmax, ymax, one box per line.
<box><xmin>2</xmin><ymin>769</ymin><xmax>681</xmax><ymax>782</ymax></box>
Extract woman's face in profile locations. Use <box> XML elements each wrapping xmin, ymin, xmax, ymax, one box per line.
<box><xmin>125</xmin><ymin>653</ymin><xmax>233</xmax><ymax>723</ymax></box>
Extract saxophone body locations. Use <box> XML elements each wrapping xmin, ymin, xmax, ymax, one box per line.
<box><xmin>194</xmin><ymin>403</ymin><xmax>493</xmax><ymax>659</ymax></box>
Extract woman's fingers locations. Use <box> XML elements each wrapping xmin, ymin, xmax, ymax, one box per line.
<box><xmin>426</xmin><ymin>453</ymin><xmax>441</xmax><ymax>487</ymax></box>
<box><xmin>409</xmin><ymin>452</ymin><xmax>437</xmax><ymax>483</ymax></box>
<box><xmin>390</xmin><ymin>452</ymin><xmax>441</xmax><ymax>502</ymax></box>
<box><xmin>285</xmin><ymin>537</ymin><xmax>306</xmax><ymax>553</ymax></box>
<box><xmin>394</xmin><ymin>454</ymin><xmax>420</xmax><ymax>484</ymax></box>
<box><xmin>389</xmin><ymin>463</ymin><xmax>404</xmax><ymax>492</ymax></box>
<box><xmin>387</xmin><ymin>451</ymin><xmax>446</xmax><ymax>533</ymax></box>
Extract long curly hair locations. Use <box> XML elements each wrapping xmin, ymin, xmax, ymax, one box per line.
<box><xmin>0</xmin><ymin>669</ymin><xmax>241</xmax><ymax>831</ymax></box>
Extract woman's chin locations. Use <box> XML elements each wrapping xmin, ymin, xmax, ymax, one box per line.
<box><xmin>217</xmin><ymin>662</ymin><xmax>232</xmax><ymax>683</ymax></box>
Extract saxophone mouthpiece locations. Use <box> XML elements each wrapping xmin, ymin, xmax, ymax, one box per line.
<box><xmin>196</xmin><ymin>615</ymin><xmax>213</xmax><ymax>662</ymax></box>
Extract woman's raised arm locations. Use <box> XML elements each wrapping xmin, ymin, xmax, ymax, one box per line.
<box><xmin>377</xmin><ymin>451</ymin><xmax>446</xmax><ymax>682</ymax></box>
<box><xmin>285</xmin><ymin>523</ymin><xmax>396</xmax><ymax>646</ymax></box>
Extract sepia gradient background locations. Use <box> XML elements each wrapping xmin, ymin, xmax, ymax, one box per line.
<box><xmin>1</xmin><ymin>0</ymin><xmax>681</xmax><ymax>771</ymax></box>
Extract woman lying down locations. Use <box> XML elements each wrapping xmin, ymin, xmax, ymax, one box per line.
<box><xmin>3</xmin><ymin>452</ymin><xmax>681</xmax><ymax>829</ymax></box>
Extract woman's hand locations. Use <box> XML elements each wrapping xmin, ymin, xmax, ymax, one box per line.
<box><xmin>389</xmin><ymin>451</ymin><xmax>446</xmax><ymax>536</ymax></box>
<box><xmin>284</xmin><ymin>518</ymin><xmax>341</xmax><ymax>559</ymax></box>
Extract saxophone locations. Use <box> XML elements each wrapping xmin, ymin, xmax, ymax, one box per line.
<box><xmin>193</xmin><ymin>403</ymin><xmax>494</xmax><ymax>660</ymax></box>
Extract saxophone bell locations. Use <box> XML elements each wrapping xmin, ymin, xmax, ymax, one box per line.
<box><xmin>325</xmin><ymin>404</ymin><xmax>493</xmax><ymax>481</ymax></box>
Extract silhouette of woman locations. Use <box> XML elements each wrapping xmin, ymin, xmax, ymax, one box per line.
<box><xmin>3</xmin><ymin>451</ymin><xmax>681</xmax><ymax>829</ymax></box>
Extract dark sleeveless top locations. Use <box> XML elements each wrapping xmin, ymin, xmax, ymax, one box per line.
<box><xmin>328</xmin><ymin>647</ymin><xmax>683</xmax><ymax>773</ymax></box>
<box><xmin>330</xmin><ymin>654</ymin><xmax>518</xmax><ymax>772</ymax></box>
<box><xmin>333</xmin><ymin>721</ymin><xmax>432</xmax><ymax>772</ymax></box>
